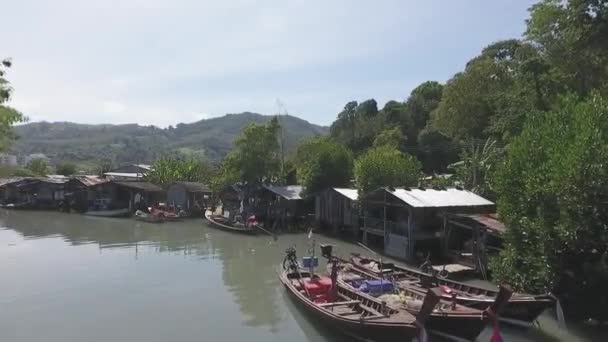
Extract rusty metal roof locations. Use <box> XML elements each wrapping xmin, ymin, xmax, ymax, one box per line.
<box><xmin>388</xmin><ymin>188</ymin><xmax>494</xmax><ymax>208</ymax></box>
<box><xmin>71</xmin><ymin>176</ymin><xmax>111</xmax><ymax>187</ymax></box>
<box><xmin>264</xmin><ymin>185</ymin><xmax>303</xmax><ymax>200</ymax></box>
<box><xmin>457</xmin><ymin>213</ymin><xmax>506</xmax><ymax>234</ymax></box>
<box><xmin>333</xmin><ymin>188</ymin><xmax>358</xmax><ymax>201</ymax></box>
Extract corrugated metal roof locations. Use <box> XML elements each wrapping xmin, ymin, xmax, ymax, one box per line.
<box><xmin>333</xmin><ymin>188</ymin><xmax>358</xmax><ymax>201</ymax></box>
<box><xmin>104</xmin><ymin>172</ymin><xmax>145</xmax><ymax>178</ymax></box>
<box><xmin>0</xmin><ymin>177</ymin><xmax>27</xmax><ymax>187</ymax></box>
<box><xmin>171</xmin><ymin>182</ymin><xmax>210</xmax><ymax>193</ymax></box>
<box><xmin>388</xmin><ymin>188</ymin><xmax>494</xmax><ymax>208</ymax></box>
<box><xmin>264</xmin><ymin>185</ymin><xmax>303</xmax><ymax>200</ymax></box>
<box><xmin>114</xmin><ymin>181</ymin><xmax>163</xmax><ymax>192</ymax></box>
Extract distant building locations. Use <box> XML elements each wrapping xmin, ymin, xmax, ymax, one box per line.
<box><xmin>104</xmin><ymin>164</ymin><xmax>152</xmax><ymax>180</ymax></box>
<box><xmin>167</xmin><ymin>182</ymin><xmax>211</xmax><ymax>216</ymax></box>
<box><xmin>0</xmin><ymin>153</ymin><xmax>18</xmax><ymax>167</ymax></box>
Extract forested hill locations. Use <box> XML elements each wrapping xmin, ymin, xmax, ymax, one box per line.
<box><xmin>11</xmin><ymin>112</ymin><xmax>327</xmax><ymax>165</ymax></box>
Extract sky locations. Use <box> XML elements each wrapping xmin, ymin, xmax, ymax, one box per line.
<box><xmin>3</xmin><ymin>0</ymin><xmax>537</xmax><ymax>127</ymax></box>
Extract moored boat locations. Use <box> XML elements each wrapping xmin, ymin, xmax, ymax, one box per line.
<box><xmin>330</xmin><ymin>259</ymin><xmax>499</xmax><ymax>341</ymax></box>
<box><xmin>280</xmin><ymin>247</ymin><xmax>440</xmax><ymax>342</ymax></box>
<box><xmin>134</xmin><ymin>210</ymin><xmax>165</xmax><ymax>223</ymax></box>
<box><xmin>204</xmin><ymin>210</ymin><xmax>257</xmax><ymax>234</ymax></box>
<box><xmin>349</xmin><ymin>253</ymin><xmax>555</xmax><ymax>326</ymax></box>
<box><xmin>84</xmin><ymin>208</ymin><xmax>131</xmax><ymax>218</ymax></box>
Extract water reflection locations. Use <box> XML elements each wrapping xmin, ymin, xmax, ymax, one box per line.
<box><xmin>1</xmin><ymin>209</ymin><xmax>606</xmax><ymax>342</ymax></box>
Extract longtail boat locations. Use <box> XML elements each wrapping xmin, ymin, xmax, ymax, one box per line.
<box><xmin>280</xmin><ymin>248</ymin><xmax>440</xmax><ymax>342</ymax></box>
<box><xmin>350</xmin><ymin>253</ymin><xmax>554</xmax><ymax>326</ymax></box>
<box><xmin>329</xmin><ymin>259</ymin><xmax>512</xmax><ymax>341</ymax></box>
<box><xmin>204</xmin><ymin>210</ymin><xmax>257</xmax><ymax>234</ymax></box>
<box><xmin>83</xmin><ymin>208</ymin><xmax>131</xmax><ymax>218</ymax></box>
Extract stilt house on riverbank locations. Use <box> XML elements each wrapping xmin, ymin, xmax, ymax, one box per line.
<box><xmin>360</xmin><ymin>187</ymin><xmax>494</xmax><ymax>265</ymax></box>
<box><xmin>257</xmin><ymin>185</ymin><xmax>313</xmax><ymax>232</ymax></box>
<box><xmin>0</xmin><ymin>177</ymin><xmax>67</xmax><ymax>209</ymax></box>
<box><xmin>65</xmin><ymin>176</ymin><xmax>115</xmax><ymax>212</ymax></box>
<box><xmin>167</xmin><ymin>182</ymin><xmax>211</xmax><ymax>216</ymax></box>
<box><xmin>440</xmin><ymin>213</ymin><xmax>506</xmax><ymax>279</ymax></box>
<box><xmin>114</xmin><ymin>181</ymin><xmax>164</xmax><ymax>212</ymax></box>
<box><xmin>315</xmin><ymin>187</ymin><xmax>359</xmax><ymax>236</ymax></box>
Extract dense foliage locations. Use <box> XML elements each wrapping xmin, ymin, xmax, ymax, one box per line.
<box><xmin>26</xmin><ymin>158</ymin><xmax>49</xmax><ymax>176</ymax></box>
<box><xmin>0</xmin><ymin>58</ymin><xmax>26</xmax><ymax>152</ymax></box>
<box><xmin>354</xmin><ymin>146</ymin><xmax>421</xmax><ymax>196</ymax></box>
<box><xmin>55</xmin><ymin>162</ymin><xmax>77</xmax><ymax>176</ymax></box>
<box><xmin>492</xmin><ymin>95</ymin><xmax>608</xmax><ymax>319</ymax></box>
<box><xmin>214</xmin><ymin>117</ymin><xmax>282</xmax><ymax>191</ymax></box>
<box><xmin>145</xmin><ymin>157</ymin><xmax>214</xmax><ymax>187</ymax></box>
<box><xmin>294</xmin><ymin>137</ymin><xmax>353</xmax><ymax>195</ymax></box>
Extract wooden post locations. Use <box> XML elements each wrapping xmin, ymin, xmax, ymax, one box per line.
<box><xmin>407</xmin><ymin>207</ymin><xmax>413</xmax><ymax>261</ymax></box>
<box><xmin>383</xmin><ymin>190</ymin><xmax>387</xmax><ymax>253</ymax></box>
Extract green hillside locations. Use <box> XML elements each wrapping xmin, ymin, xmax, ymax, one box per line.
<box><xmin>11</xmin><ymin>112</ymin><xmax>327</xmax><ymax>166</ymax></box>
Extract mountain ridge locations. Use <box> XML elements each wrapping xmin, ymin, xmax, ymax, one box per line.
<box><xmin>11</xmin><ymin>112</ymin><xmax>328</xmax><ymax>166</ymax></box>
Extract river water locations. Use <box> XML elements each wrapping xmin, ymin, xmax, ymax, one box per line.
<box><xmin>0</xmin><ymin>210</ymin><xmax>605</xmax><ymax>342</ymax></box>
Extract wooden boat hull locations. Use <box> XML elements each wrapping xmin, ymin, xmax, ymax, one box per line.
<box><xmin>350</xmin><ymin>254</ymin><xmax>554</xmax><ymax>325</ymax></box>
<box><xmin>84</xmin><ymin>208</ymin><xmax>131</xmax><ymax>218</ymax></box>
<box><xmin>204</xmin><ymin>211</ymin><xmax>257</xmax><ymax>234</ymax></box>
<box><xmin>2</xmin><ymin>202</ymin><xmax>33</xmax><ymax>210</ymax></box>
<box><xmin>333</xmin><ymin>262</ymin><xmax>487</xmax><ymax>341</ymax></box>
<box><xmin>280</xmin><ymin>271</ymin><xmax>418</xmax><ymax>342</ymax></box>
<box><xmin>134</xmin><ymin>211</ymin><xmax>165</xmax><ymax>223</ymax></box>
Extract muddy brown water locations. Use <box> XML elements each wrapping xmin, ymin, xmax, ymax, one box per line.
<box><xmin>0</xmin><ymin>210</ymin><xmax>605</xmax><ymax>341</ymax></box>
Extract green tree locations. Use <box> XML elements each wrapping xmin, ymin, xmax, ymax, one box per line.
<box><xmin>354</xmin><ymin>146</ymin><xmax>421</xmax><ymax>196</ymax></box>
<box><xmin>55</xmin><ymin>162</ymin><xmax>77</xmax><ymax>176</ymax></box>
<box><xmin>526</xmin><ymin>0</ymin><xmax>608</xmax><ymax>96</ymax></box>
<box><xmin>404</xmin><ymin>81</ymin><xmax>443</xmax><ymax>144</ymax></box>
<box><xmin>0</xmin><ymin>58</ymin><xmax>26</xmax><ymax>152</ymax></box>
<box><xmin>417</xmin><ymin>127</ymin><xmax>459</xmax><ymax>173</ymax></box>
<box><xmin>454</xmin><ymin>138</ymin><xmax>502</xmax><ymax>199</ymax></box>
<box><xmin>27</xmin><ymin>158</ymin><xmax>49</xmax><ymax>176</ymax></box>
<box><xmin>491</xmin><ymin>95</ymin><xmax>608</xmax><ymax>320</ymax></box>
<box><xmin>373</xmin><ymin>127</ymin><xmax>404</xmax><ymax>149</ymax></box>
<box><xmin>294</xmin><ymin>137</ymin><xmax>353</xmax><ymax>195</ymax></box>
<box><xmin>432</xmin><ymin>40</ymin><xmax>556</xmax><ymax>142</ymax></box>
<box><xmin>217</xmin><ymin>117</ymin><xmax>282</xmax><ymax>189</ymax></box>
<box><xmin>146</xmin><ymin>157</ymin><xmax>213</xmax><ymax>186</ymax></box>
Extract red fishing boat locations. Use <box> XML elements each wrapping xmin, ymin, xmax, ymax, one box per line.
<box><xmin>280</xmin><ymin>247</ymin><xmax>440</xmax><ymax>342</ymax></box>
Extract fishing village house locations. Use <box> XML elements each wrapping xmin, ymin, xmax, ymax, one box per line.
<box><xmin>166</xmin><ymin>182</ymin><xmax>211</xmax><ymax>216</ymax></box>
<box><xmin>255</xmin><ymin>185</ymin><xmax>313</xmax><ymax>232</ymax></box>
<box><xmin>440</xmin><ymin>213</ymin><xmax>506</xmax><ymax>279</ymax></box>
<box><xmin>314</xmin><ymin>187</ymin><xmax>359</xmax><ymax>236</ymax></box>
<box><xmin>64</xmin><ymin>176</ymin><xmax>116</xmax><ymax>212</ymax></box>
<box><xmin>0</xmin><ymin>177</ymin><xmax>68</xmax><ymax>208</ymax></box>
<box><xmin>359</xmin><ymin>187</ymin><xmax>494</xmax><ymax>272</ymax></box>
<box><xmin>113</xmin><ymin>181</ymin><xmax>164</xmax><ymax>212</ymax></box>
